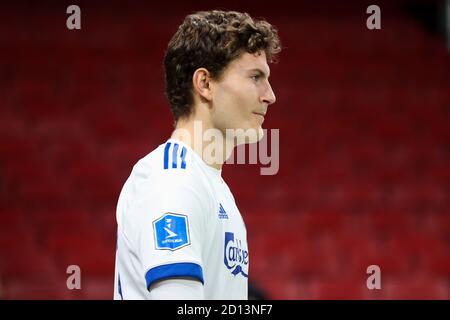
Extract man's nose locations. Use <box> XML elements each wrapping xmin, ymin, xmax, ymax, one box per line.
<box><xmin>261</xmin><ymin>83</ymin><xmax>276</xmax><ymax>105</ymax></box>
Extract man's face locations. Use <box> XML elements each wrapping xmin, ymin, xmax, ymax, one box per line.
<box><xmin>209</xmin><ymin>51</ymin><xmax>276</xmax><ymax>143</ymax></box>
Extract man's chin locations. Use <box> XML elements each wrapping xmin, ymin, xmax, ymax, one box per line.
<box><xmin>232</xmin><ymin>126</ymin><xmax>264</xmax><ymax>145</ymax></box>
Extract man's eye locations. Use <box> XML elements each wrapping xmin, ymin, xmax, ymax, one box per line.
<box><xmin>251</xmin><ymin>75</ymin><xmax>260</xmax><ymax>81</ymax></box>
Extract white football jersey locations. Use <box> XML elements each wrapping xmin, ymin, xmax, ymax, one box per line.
<box><xmin>113</xmin><ymin>138</ymin><xmax>249</xmax><ymax>299</ymax></box>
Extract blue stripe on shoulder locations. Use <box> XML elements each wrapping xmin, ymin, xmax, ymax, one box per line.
<box><xmin>163</xmin><ymin>142</ymin><xmax>171</xmax><ymax>169</ymax></box>
<box><xmin>172</xmin><ymin>143</ymin><xmax>179</xmax><ymax>168</ymax></box>
<box><xmin>163</xmin><ymin>142</ymin><xmax>187</xmax><ymax>170</ymax></box>
<box><xmin>180</xmin><ymin>146</ymin><xmax>187</xmax><ymax>169</ymax></box>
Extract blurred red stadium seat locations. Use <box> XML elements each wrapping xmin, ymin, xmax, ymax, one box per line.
<box><xmin>1</xmin><ymin>1</ymin><xmax>449</xmax><ymax>300</ymax></box>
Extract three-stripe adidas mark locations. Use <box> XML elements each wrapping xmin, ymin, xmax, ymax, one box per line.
<box><xmin>164</xmin><ymin>142</ymin><xmax>187</xmax><ymax>170</ymax></box>
<box><xmin>218</xmin><ymin>203</ymin><xmax>228</xmax><ymax>219</ymax></box>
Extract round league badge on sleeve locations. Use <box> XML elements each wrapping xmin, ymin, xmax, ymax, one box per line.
<box><xmin>153</xmin><ymin>213</ymin><xmax>191</xmax><ymax>251</ymax></box>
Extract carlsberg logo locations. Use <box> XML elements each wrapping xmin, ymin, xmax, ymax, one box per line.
<box><xmin>224</xmin><ymin>232</ymin><xmax>249</xmax><ymax>278</ymax></box>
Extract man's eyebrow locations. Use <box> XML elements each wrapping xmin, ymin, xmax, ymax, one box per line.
<box><xmin>248</xmin><ymin>68</ymin><xmax>270</xmax><ymax>78</ymax></box>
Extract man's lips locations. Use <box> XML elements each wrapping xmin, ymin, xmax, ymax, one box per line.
<box><xmin>253</xmin><ymin>111</ymin><xmax>266</xmax><ymax>117</ymax></box>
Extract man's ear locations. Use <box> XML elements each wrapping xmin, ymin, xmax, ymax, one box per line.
<box><xmin>192</xmin><ymin>68</ymin><xmax>213</xmax><ymax>102</ymax></box>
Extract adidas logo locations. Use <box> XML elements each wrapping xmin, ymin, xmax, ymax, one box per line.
<box><xmin>218</xmin><ymin>203</ymin><xmax>229</xmax><ymax>219</ymax></box>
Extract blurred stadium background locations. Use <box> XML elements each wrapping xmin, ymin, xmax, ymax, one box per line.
<box><xmin>0</xmin><ymin>0</ymin><xmax>449</xmax><ymax>299</ymax></box>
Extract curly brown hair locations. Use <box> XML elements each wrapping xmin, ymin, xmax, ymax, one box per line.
<box><xmin>164</xmin><ymin>10</ymin><xmax>281</xmax><ymax>121</ymax></box>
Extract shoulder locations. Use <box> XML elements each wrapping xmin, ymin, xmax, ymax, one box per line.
<box><xmin>125</xmin><ymin>140</ymin><xmax>211</xmax><ymax>207</ymax></box>
<box><xmin>133</xmin><ymin>141</ymin><xmax>199</xmax><ymax>187</ymax></box>
<box><xmin>119</xmin><ymin>141</ymin><xmax>214</xmax><ymax>233</ymax></box>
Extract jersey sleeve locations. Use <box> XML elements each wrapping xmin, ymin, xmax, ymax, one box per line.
<box><xmin>126</xmin><ymin>170</ymin><xmax>211</xmax><ymax>291</ymax></box>
<box><xmin>148</xmin><ymin>278</ymin><xmax>205</xmax><ymax>299</ymax></box>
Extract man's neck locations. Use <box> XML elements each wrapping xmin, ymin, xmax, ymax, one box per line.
<box><xmin>170</xmin><ymin>117</ymin><xmax>235</xmax><ymax>171</ymax></box>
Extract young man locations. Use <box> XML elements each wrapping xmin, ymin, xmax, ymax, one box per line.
<box><xmin>114</xmin><ymin>10</ymin><xmax>281</xmax><ymax>300</ymax></box>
